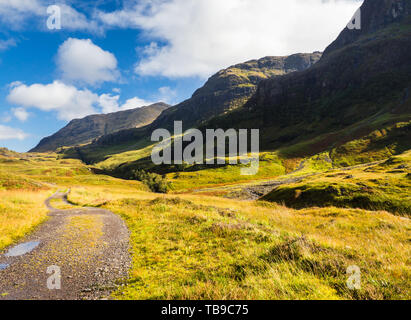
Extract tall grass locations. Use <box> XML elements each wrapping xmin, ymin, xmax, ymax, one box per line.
<box><xmin>0</xmin><ymin>190</ymin><xmax>51</xmax><ymax>250</ymax></box>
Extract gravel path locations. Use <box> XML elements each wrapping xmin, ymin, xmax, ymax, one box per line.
<box><xmin>0</xmin><ymin>190</ymin><xmax>130</xmax><ymax>300</ymax></box>
<box><xmin>192</xmin><ymin>160</ymin><xmax>385</xmax><ymax>201</ymax></box>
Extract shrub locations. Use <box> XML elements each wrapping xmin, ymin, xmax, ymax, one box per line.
<box><xmin>130</xmin><ymin>169</ymin><xmax>170</xmax><ymax>193</ymax></box>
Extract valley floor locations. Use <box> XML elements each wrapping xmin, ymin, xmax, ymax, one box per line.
<box><xmin>0</xmin><ymin>151</ymin><xmax>409</xmax><ymax>300</ymax></box>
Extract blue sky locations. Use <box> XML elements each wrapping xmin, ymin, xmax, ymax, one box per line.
<box><xmin>0</xmin><ymin>0</ymin><xmax>362</xmax><ymax>152</ymax></box>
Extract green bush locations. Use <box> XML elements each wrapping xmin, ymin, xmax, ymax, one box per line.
<box><xmin>130</xmin><ymin>169</ymin><xmax>170</xmax><ymax>193</ymax></box>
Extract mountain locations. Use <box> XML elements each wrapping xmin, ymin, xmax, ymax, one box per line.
<box><xmin>30</xmin><ymin>103</ymin><xmax>170</xmax><ymax>152</ymax></box>
<box><xmin>150</xmin><ymin>53</ymin><xmax>322</xmax><ymax>131</ymax></box>
<box><xmin>205</xmin><ymin>0</ymin><xmax>411</xmax><ymax>158</ymax></box>
<box><xmin>74</xmin><ymin>53</ymin><xmax>321</xmax><ymax>153</ymax></box>
<box><xmin>62</xmin><ymin>0</ymin><xmax>410</xmax><ymax>173</ymax></box>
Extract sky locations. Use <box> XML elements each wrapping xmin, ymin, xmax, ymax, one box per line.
<box><xmin>0</xmin><ymin>0</ymin><xmax>363</xmax><ymax>152</ymax></box>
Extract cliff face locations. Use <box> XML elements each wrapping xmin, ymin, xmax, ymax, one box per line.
<box><xmin>90</xmin><ymin>53</ymin><xmax>322</xmax><ymax>148</ymax></box>
<box><xmin>61</xmin><ymin>0</ymin><xmax>411</xmax><ymax>164</ymax></box>
<box><xmin>324</xmin><ymin>0</ymin><xmax>411</xmax><ymax>56</ymax></box>
<box><xmin>149</xmin><ymin>53</ymin><xmax>322</xmax><ymax>131</ymax></box>
<box><xmin>240</xmin><ymin>0</ymin><xmax>411</xmax><ymax>133</ymax></box>
<box><xmin>30</xmin><ymin>103</ymin><xmax>169</xmax><ymax>152</ymax></box>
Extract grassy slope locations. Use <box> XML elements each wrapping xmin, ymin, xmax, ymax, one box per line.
<box><xmin>1</xmin><ymin>148</ymin><xmax>410</xmax><ymax>299</ymax></box>
<box><xmin>63</xmin><ymin>115</ymin><xmax>409</xmax><ymax>194</ymax></box>
<box><xmin>263</xmin><ymin>150</ymin><xmax>411</xmax><ymax>216</ymax></box>
<box><xmin>68</xmin><ymin>185</ymin><xmax>410</xmax><ymax>300</ymax></box>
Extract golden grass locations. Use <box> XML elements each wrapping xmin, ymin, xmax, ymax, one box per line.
<box><xmin>0</xmin><ymin>152</ymin><xmax>144</xmax><ymax>252</ymax></box>
<box><xmin>0</xmin><ymin>190</ymin><xmax>51</xmax><ymax>251</ymax></box>
<box><xmin>68</xmin><ymin>185</ymin><xmax>411</xmax><ymax>300</ymax></box>
<box><xmin>1</xmin><ymin>149</ymin><xmax>410</xmax><ymax>300</ymax></box>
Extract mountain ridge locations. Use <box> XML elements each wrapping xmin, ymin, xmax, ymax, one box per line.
<box><xmin>30</xmin><ymin>102</ymin><xmax>169</xmax><ymax>153</ymax></box>
<box><xmin>80</xmin><ymin>52</ymin><xmax>322</xmax><ymax>152</ymax></box>
<box><xmin>205</xmin><ymin>0</ymin><xmax>411</xmax><ymax>154</ymax></box>
<box><xmin>61</xmin><ymin>0</ymin><xmax>410</xmax><ymax>174</ymax></box>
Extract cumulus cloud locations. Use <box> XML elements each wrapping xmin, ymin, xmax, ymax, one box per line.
<box><xmin>0</xmin><ymin>0</ymin><xmax>43</xmax><ymax>28</ymax></box>
<box><xmin>0</xmin><ymin>0</ymin><xmax>101</xmax><ymax>32</ymax></box>
<box><xmin>12</xmin><ymin>107</ymin><xmax>29</xmax><ymax>122</ymax></box>
<box><xmin>0</xmin><ymin>124</ymin><xmax>28</xmax><ymax>140</ymax></box>
<box><xmin>121</xmin><ymin>97</ymin><xmax>153</xmax><ymax>110</ymax></box>
<box><xmin>7</xmin><ymin>81</ymin><xmax>99</xmax><ymax>121</ymax></box>
<box><xmin>58</xmin><ymin>4</ymin><xmax>101</xmax><ymax>33</ymax></box>
<box><xmin>99</xmin><ymin>94</ymin><xmax>152</xmax><ymax>113</ymax></box>
<box><xmin>7</xmin><ymin>81</ymin><xmax>152</xmax><ymax>120</ymax></box>
<box><xmin>57</xmin><ymin>38</ymin><xmax>119</xmax><ymax>86</ymax></box>
<box><xmin>99</xmin><ymin>0</ymin><xmax>363</xmax><ymax>78</ymax></box>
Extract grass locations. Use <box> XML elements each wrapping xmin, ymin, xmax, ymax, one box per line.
<box><xmin>330</xmin><ymin>121</ymin><xmax>411</xmax><ymax>167</ymax></box>
<box><xmin>67</xmin><ymin>186</ymin><xmax>410</xmax><ymax>300</ymax></box>
<box><xmin>166</xmin><ymin>153</ymin><xmax>285</xmax><ymax>191</ymax></box>
<box><xmin>0</xmin><ymin>152</ymin><xmax>145</xmax><ymax>251</ymax></box>
<box><xmin>263</xmin><ymin>150</ymin><xmax>411</xmax><ymax>216</ymax></box>
<box><xmin>1</xmin><ymin>145</ymin><xmax>410</xmax><ymax>300</ymax></box>
<box><xmin>48</xmin><ymin>198</ymin><xmax>76</xmax><ymax>210</ymax></box>
<box><xmin>0</xmin><ymin>190</ymin><xmax>51</xmax><ymax>251</ymax></box>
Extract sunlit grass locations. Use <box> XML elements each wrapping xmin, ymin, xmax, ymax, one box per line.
<box><xmin>263</xmin><ymin>150</ymin><xmax>411</xmax><ymax>215</ymax></box>
<box><xmin>1</xmin><ymin>148</ymin><xmax>410</xmax><ymax>300</ymax></box>
<box><xmin>0</xmin><ymin>190</ymin><xmax>51</xmax><ymax>251</ymax></box>
<box><xmin>68</xmin><ymin>186</ymin><xmax>411</xmax><ymax>300</ymax></box>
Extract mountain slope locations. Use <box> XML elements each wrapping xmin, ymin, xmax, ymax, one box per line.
<box><xmin>30</xmin><ymin>103</ymin><xmax>169</xmax><ymax>152</ymax></box>
<box><xmin>61</xmin><ymin>0</ymin><xmax>411</xmax><ymax>187</ymax></box>
<box><xmin>65</xmin><ymin>53</ymin><xmax>321</xmax><ymax>159</ymax></box>
<box><xmin>206</xmin><ymin>0</ymin><xmax>411</xmax><ymax>154</ymax></box>
<box><xmin>151</xmin><ymin>53</ymin><xmax>322</xmax><ymax>131</ymax></box>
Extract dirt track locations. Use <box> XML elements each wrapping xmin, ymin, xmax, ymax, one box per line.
<box><xmin>0</xmin><ymin>190</ymin><xmax>130</xmax><ymax>300</ymax></box>
<box><xmin>192</xmin><ymin>160</ymin><xmax>385</xmax><ymax>200</ymax></box>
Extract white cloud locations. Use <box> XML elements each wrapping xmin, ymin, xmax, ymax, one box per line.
<box><xmin>0</xmin><ymin>124</ymin><xmax>28</xmax><ymax>140</ymax></box>
<box><xmin>0</xmin><ymin>38</ymin><xmax>17</xmax><ymax>51</ymax></box>
<box><xmin>7</xmin><ymin>81</ymin><xmax>99</xmax><ymax>121</ymax></box>
<box><xmin>121</xmin><ymin>97</ymin><xmax>153</xmax><ymax>110</ymax></box>
<box><xmin>99</xmin><ymin>94</ymin><xmax>152</xmax><ymax>114</ymax></box>
<box><xmin>12</xmin><ymin>107</ymin><xmax>29</xmax><ymax>122</ymax></box>
<box><xmin>0</xmin><ymin>0</ymin><xmax>43</xmax><ymax>28</ymax></box>
<box><xmin>98</xmin><ymin>94</ymin><xmax>120</xmax><ymax>113</ymax></box>
<box><xmin>0</xmin><ymin>0</ymin><xmax>101</xmax><ymax>32</ymax></box>
<box><xmin>99</xmin><ymin>0</ymin><xmax>362</xmax><ymax>78</ymax></box>
<box><xmin>59</xmin><ymin>4</ymin><xmax>101</xmax><ymax>33</ymax></box>
<box><xmin>7</xmin><ymin>80</ymin><xmax>153</xmax><ymax>120</ymax></box>
<box><xmin>57</xmin><ymin>38</ymin><xmax>119</xmax><ymax>86</ymax></box>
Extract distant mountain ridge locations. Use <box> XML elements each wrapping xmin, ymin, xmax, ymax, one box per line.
<box><xmin>88</xmin><ymin>53</ymin><xmax>322</xmax><ymax>149</ymax></box>
<box><xmin>60</xmin><ymin>0</ymin><xmax>410</xmax><ymax>172</ymax></box>
<box><xmin>30</xmin><ymin>103</ymin><xmax>169</xmax><ymax>152</ymax></box>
